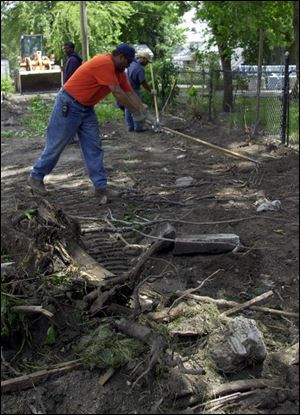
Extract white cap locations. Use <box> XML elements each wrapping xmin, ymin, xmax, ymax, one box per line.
<box><xmin>136</xmin><ymin>51</ymin><xmax>152</xmax><ymax>63</ymax></box>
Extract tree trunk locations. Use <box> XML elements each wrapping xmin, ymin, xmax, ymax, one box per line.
<box><xmin>293</xmin><ymin>1</ymin><xmax>299</xmax><ymax>98</ymax></box>
<box><xmin>80</xmin><ymin>1</ymin><xmax>89</xmax><ymax>61</ymax></box>
<box><xmin>293</xmin><ymin>1</ymin><xmax>299</xmax><ymax>72</ymax></box>
<box><xmin>218</xmin><ymin>45</ymin><xmax>233</xmax><ymax>112</ymax></box>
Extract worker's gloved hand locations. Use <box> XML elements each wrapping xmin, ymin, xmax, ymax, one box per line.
<box><xmin>144</xmin><ymin>111</ymin><xmax>156</xmax><ymax>125</ymax></box>
<box><xmin>154</xmin><ymin>120</ymin><xmax>161</xmax><ymax>130</ymax></box>
<box><xmin>132</xmin><ymin>111</ymin><xmax>146</xmax><ymax>123</ymax></box>
<box><xmin>132</xmin><ymin>110</ymin><xmax>157</xmax><ymax>126</ymax></box>
<box><xmin>151</xmin><ymin>89</ymin><xmax>157</xmax><ymax>96</ymax></box>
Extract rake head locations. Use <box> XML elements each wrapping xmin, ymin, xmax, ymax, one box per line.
<box><xmin>246</xmin><ymin>163</ymin><xmax>265</xmax><ymax>186</ymax></box>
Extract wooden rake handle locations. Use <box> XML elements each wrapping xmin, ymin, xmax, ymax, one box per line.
<box><xmin>149</xmin><ymin>64</ymin><xmax>160</xmax><ymax>123</ymax></box>
<box><xmin>162</xmin><ymin>126</ymin><xmax>260</xmax><ymax>165</ymax></box>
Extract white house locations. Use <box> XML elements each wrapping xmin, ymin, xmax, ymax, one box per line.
<box><xmin>173</xmin><ymin>10</ymin><xmax>243</xmax><ymax>69</ymax></box>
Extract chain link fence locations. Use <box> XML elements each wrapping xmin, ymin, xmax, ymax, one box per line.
<box><xmin>287</xmin><ymin>69</ymin><xmax>299</xmax><ymax>144</ymax></box>
<box><xmin>168</xmin><ymin>65</ymin><xmax>298</xmax><ymax>144</ymax></box>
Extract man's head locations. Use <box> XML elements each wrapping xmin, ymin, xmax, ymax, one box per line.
<box><xmin>63</xmin><ymin>42</ymin><xmax>75</xmax><ymax>56</ymax></box>
<box><xmin>136</xmin><ymin>51</ymin><xmax>152</xmax><ymax>66</ymax></box>
<box><xmin>112</xmin><ymin>43</ymin><xmax>135</xmax><ymax>72</ymax></box>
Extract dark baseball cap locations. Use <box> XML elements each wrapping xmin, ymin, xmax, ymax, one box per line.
<box><xmin>116</xmin><ymin>43</ymin><xmax>135</xmax><ymax>63</ymax></box>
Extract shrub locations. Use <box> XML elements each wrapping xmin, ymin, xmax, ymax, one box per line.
<box><xmin>1</xmin><ymin>76</ymin><xmax>15</xmax><ymax>96</ymax></box>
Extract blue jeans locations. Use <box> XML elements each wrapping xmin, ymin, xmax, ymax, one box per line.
<box><xmin>125</xmin><ymin>89</ymin><xmax>143</xmax><ymax>131</ymax></box>
<box><xmin>31</xmin><ymin>89</ymin><xmax>107</xmax><ymax>189</ymax></box>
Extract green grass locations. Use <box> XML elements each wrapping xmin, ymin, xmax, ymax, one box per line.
<box><xmin>1</xmin><ymin>282</ymin><xmax>26</xmax><ymax>338</ymax></box>
<box><xmin>22</xmin><ymin>96</ymin><xmax>53</xmax><ymax>137</ymax></box>
<box><xmin>76</xmin><ymin>323</ymin><xmax>144</xmax><ymax>369</ymax></box>
<box><xmin>94</xmin><ymin>96</ymin><xmax>124</xmax><ymax>122</ymax></box>
<box><xmin>1</xmin><ymin>130</ymin><xmax>15</xmax><ymax>138</ymax></box>
<box><xmin>1</xmin><ymin>77</ymin><xmax>15</xmax><ymax>95</ymax></box>
<box><xmin>19</xmin><ymin>95</ymin><xmax>124</xmax><ymax>138</ymax></box>
<box><xmin>289</xmin><ymin>104</ymin><xmax>299</xmax><ymax>142</ymax></box>
<box><xmin>177</xmin><ymin>91</ymin><xmax>299</xmax><ymax>140</ymax></box>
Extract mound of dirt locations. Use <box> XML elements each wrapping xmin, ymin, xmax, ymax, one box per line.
<box><xmin>1</xmin><ymin>95</ymin><xmax>299</xmax><ymax>414</ymax></box>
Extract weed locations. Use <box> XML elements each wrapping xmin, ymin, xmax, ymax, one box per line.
<box><xmin>76</xmin><ymin>322</ymin><xmax>144</xmax><ymax>369</ymax></box>
<box><xmin>95</xmin><ymin>96</ymin><xmax>124</xmax><ymax>122</ymax></box>
<box><xmin>1</xmin><ymin>283</ymin><xmax>27</xmax><ymax>338</ymax></box>
<box><xmin>1</xmin><ymin>76</ymin><xmax>15</xmax><ymax>95</ymax></box>
<box><xmin>46</xmin><ymin>325</ymin><xmax>56</xmax><ymax>345</ymax></box>
<box><xmin>1</xmin><ymin>130</ymin><xmax>14</xmax><ymax>138</ymax></box>
<box><xmin>22</xmin><ymin>96</ymin><xmax>53</xmax><ymax>137</ymax></box>
<box><xmin>24</xmin><ymin>209</ymin><xmax>36</xmax><ymax>220</ymax></box>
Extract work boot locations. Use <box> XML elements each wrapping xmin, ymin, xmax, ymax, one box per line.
<box><xmin>27</xmin><ymin>176</ymin><xmax>48</xmax><ymax>196</ymax></box>
<box><xmin>94</xmin><ymin>187</ymin><xmax>121</xmax><ymax>204</ymax></box>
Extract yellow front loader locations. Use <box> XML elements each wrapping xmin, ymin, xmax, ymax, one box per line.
<box><xmin>15</xmin><ymin>34</ymin><xmax>62</xmax><ymax>94</ymax></box>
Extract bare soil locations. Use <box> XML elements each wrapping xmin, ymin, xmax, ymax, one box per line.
<box><xmin>1</xmin><ymin>95</ymin><xmax>299</xmax><ymax>414</ymax></box>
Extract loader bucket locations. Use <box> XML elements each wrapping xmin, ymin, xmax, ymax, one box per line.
<box><xmin>15</xmin><ymin>68</ymin><xmax>62</xmax><ymax>94</ymax></box>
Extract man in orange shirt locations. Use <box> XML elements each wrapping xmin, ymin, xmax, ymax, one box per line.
<box><xmin>28</xmin><ymin>43</ymin><xmax>153</xmax><ymax>204</ymax></box>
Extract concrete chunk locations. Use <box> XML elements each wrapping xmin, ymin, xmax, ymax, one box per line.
<box><xmin>173</xmin><ymin>234</ymin><xmax>240</xmax><ymax>255</ymax></box>
<box><xmin>207</xmin><ymin>316</ymin><xmax>267</xmax><ymax>373</ymax></box>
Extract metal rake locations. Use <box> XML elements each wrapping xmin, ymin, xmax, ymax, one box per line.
<box><xmin>246</xmin><ymin>163</ymin><xmax>265</xmax><ymax>186</ymax></box>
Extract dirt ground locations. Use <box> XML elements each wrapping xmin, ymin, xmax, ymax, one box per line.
<box><xmin>1</xmin><ymin>95</ymin><xmax>299</xmax><ymax>414</ymax></box>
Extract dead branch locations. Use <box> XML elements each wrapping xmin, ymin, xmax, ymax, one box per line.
<box><xmin>221</xmin><ymin>290</ymin><xmax>274</xmax><ymax>316</ymax></box>
<box><xmin>11</xmin><ymin>306</ymin><xmax>54</xmax><ymax>318</ymax></box>
<box><xmin>176</xmin><ymin>378</ymin><xmax>277</xmax><ymax>409</ymax></box>
<box><xmin>193</xmin><ymin>390</ymin><xmax>257</xmax><ymax>412</ymax></box>
<box><xmin>109</xmin><ymin>214</ymin><xmax>297</xmax><ymax>227</ymax></box>
<box><xmin>131</xmin><ymin>275</ymin><xmax>155</xmax><ymax>319</ymax></box>
<box><xmin>89</xmin><ymin>286</ymin><xmax>118</xmax><ymax>315</ymax></box>
<box><xmin>148</xmin><ymin>302</ymin><xmax>189</xmax><ymax>323</ymax></box>
<box><xmin>98</xmin><ymin>368</ymin><xmax>116</xmax><ymax>386</ymax></box>
<box><xmin>1</xmin><ymin>347</ymin><xmax>21</xmax><ymax>377</ymax></box>
<box><xmin>174</xmin><ymin>292</ymin><xmax>298</xmax><ymax>318</ymax></box>
<box><xmin>210</xmin><ymin>378</ymin><xmax>275</xmax><ymax>397</ymax></box>
<box><xmin>114</xmin><ymin>320</ymin><xmax>167</xmax><ymax>389</ymax></box>
<box><xmin>168</xmin><ymin>269</ymin><xmax>223</xmax><ymax>313</ymax></box>
<box><xmin>126</xmin><ymin>223</ymin><xmax>175</xmax><ymax>287</ymax></box>
<box><xmin>1</xmin><ymin>359</ymin><xmax>82</xmax><ymax>393</ymax></box>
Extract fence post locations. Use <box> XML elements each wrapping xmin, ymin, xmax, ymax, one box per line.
<box><xmin>208</xmin><ymin>70</ymin><xmax>213</xmax><ymax>122</ymax></box>
<box><xmin>281</xmin><ymin>51</ymin><xmax>290</xmax><ymax>145</ymax></box>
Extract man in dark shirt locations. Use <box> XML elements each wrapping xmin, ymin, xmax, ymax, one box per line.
<box><xmin>63</xmin><ymin>42</ymin><xmax>83</xmax><ymax>143</ymax></box>
<box><xmin>63</xmin><ymin>42</ymin><xmax>82</xmax><ymax>84</ymax></box>
<box><xmin>125</xmin><ymin>51</ymin><xmax>155</xmax><ymax>132</ymax></box>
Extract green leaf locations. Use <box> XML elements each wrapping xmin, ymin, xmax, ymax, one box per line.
<box><xmin>46</xmin><ymin>325</ymin><xmax>56</xmax><ymax>345</ymax></box>
<box><xmin>25</xmin><ymin>209</ymin><xmax>36</xmax><ymax>221</ymax></box>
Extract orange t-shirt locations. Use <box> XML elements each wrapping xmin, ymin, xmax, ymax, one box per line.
<box><xmin>64</xmin><ymin>53</ymin><xmax>132</xmax><ymax>106</ymax></box>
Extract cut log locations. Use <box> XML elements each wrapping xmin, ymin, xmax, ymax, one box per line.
<box><xmin>174</xmin><ymin>234</ymin><xmax>240</xmax><ymax>255</ymax></box>
<box><xmin>67</xmin><ymin>241</ymin><xmax>115</xmax><ymax>286</ymax></box>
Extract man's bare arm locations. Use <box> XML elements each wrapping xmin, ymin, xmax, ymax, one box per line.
<box><xmin>141</xmin><ymin>80</ymin><xmax>152</xmax><ymax>93</ymax></box>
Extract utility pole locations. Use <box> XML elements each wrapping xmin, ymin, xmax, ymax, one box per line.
<box><xmin>281</xmin><ymin>51</ymin><xmax>290</xmax><ymax>146</ymax></box>
<box><xmin>80</xmin><ymin>1</ymin><xmax>89</xmax><ymax>62</ymax></box>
